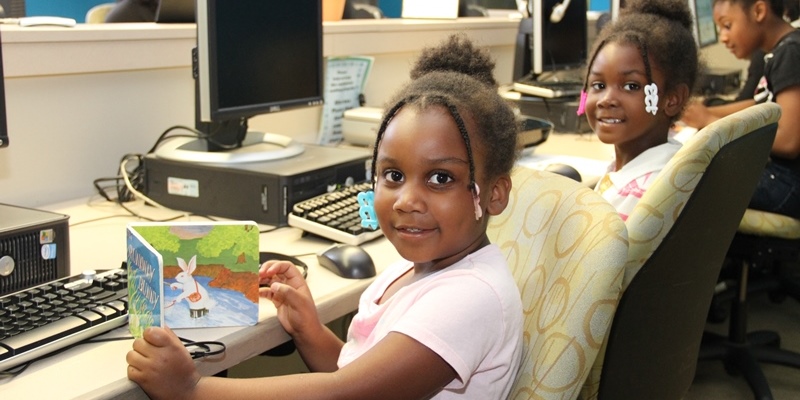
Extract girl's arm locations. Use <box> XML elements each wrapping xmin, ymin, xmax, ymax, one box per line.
<box><xmin>265</xmin><ymin>281</ymin><xmax>345</xmax><ymax>372</ymax></box>
<box><xmin>128</xmin><ymin>328</ymin><xmax>456</xmax><ymax>400</ymax></box>
<box><xmin>772</xmin><ymin>85</ymin><xmax>800</xmax><ymax>158</ymax></box>
<box><xmin>259</xmin><ymin>260</ymin><xmax>343</xmax><ymax>371</ymax></box>
<box><xmin>706</xmin><ymin>99</ymin><xmax>755</xmax><ymax>118</ymax></box>
<box><xmin>682</xmin><ymin>98</ymin><xmax>754</xmax><ymax>129</ymax></box>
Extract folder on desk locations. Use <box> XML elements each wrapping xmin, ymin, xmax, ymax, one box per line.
<box><xmin>127</xmin><ymin>221</ymin><xmax>260</xmax><ymax>337</ymax></box>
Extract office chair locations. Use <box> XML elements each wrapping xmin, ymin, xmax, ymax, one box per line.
<box><xmin>579</xmin><ymin>102</ymin><xmax>781</xmax><ymax>400</ymax></box>
<box><xmin>85</xmin><ymin>3</ymin><xmax>115</xmax><ymax>23</ymax></box>
<box><xmin>487</xmin><ymin>168</ymin><xmax>629</xmax><ymax>400</ymax></box>
<box><xmin>699</xmin><ymin>209</ymin><xmax>800</xmax><ymax>399</ymax></box>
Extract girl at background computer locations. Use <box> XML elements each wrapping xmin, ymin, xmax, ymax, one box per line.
<box><xmin>579</xmin><ymin>0</ymin><xmax>701</xmax><ymax>220</ymax></box>
<box><xmin>126</xmin><ymin>34</ymin><xmax>524</xmax><ymax>400</ymax></box>
<box><xmin>681</xmin><ymin>0</ymin><xmax>800</xmax><ymax>220</ymax></box>
<box><xmin>727</xmin><ymin>0</ymin><xmax>799</xmax><ymax>105</ymax></box>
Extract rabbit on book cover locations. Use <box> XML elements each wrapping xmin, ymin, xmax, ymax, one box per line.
<box><xmin>170</xmin><ymin>255</ymin><xmax>216</xmax><ymax>318</ymax></box>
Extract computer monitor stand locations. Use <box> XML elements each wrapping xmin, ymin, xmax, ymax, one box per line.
<box><xmin>153</xmin><ymin>131</ymin><xmax>305</xmax><ymax>164</ymax></box>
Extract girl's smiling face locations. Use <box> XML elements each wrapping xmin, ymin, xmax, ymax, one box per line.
<box><xmin>373</xmin><ymin>105</ymin><xmax>493</xmax><ymax>270</ymax></box>
<box><xmin>585</xmin><ymin>42</ymin><xmax>673</xmax><ymax>165</ymax></box>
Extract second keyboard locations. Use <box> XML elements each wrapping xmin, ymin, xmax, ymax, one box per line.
<box><xmin>288</xmin><ymin>182</ymin><xmax>383</xmax><ymax>246</ymax></box>
<box><xmin>512</xmin><ymin>79</ymin><xmax>583</xmax><ymax>98</ymax></box>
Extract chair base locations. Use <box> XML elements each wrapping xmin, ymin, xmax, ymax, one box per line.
<box><xmin>699</xmin><ymin>331</ymin><xmax>800</xmax><ymax>400</ymax></box>
<box><xmin>701</xmin><ymin>234</ymin><xmax>800</xmax><ymax>400</ymax></box>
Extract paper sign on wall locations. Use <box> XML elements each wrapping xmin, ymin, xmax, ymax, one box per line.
<box><xmin>317</xmin><ymin>56</ymin><xmax>374</xmax><ymax>146</ymax></box>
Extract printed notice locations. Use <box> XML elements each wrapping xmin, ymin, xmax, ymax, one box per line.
<box><xmin>317</xmin><ymin>56</ymin><xmax>374</xmax><ymax>145</ymax></box>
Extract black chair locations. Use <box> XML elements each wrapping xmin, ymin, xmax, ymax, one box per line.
<box><xmin>587</xmin><ymin>102</ymin><xmax>780</xmax><ymax>400</ymax></box>
<box><xmin>700</xmin><ymin>208</ymin><xmax>800</xmax><ymax>400</ymax></box>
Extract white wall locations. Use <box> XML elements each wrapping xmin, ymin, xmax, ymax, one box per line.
<box><xmin>1</xmin><ymin>69</ymin><xmax>194</xmax><ymax>205</ymax></box>
<box><xmin>701</xmin><ymin>41</ymin><xmax>749</xmax><ymax>75</ymax></box>
<box><xmin>0</xmin><ymin>18</ymin><xmax>744</xmax><ymax>209</ymax></box>
<box><xmin>0</xmin><ymin>19</ymin><xmax>517</xmax><ymax>208</ymax></box>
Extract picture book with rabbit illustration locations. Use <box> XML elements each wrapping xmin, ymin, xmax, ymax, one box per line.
<box><xmin>126</xmin><ymin>221</ymin><xmax>260</xmax><ymax>337</ymax></box>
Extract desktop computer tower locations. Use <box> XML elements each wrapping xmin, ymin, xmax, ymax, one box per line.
<box><xmin>511</xmin><ymin>95</ymin><xmax>592</xmax><ymax>133</ymax></box>
<box><xmin>143</xmin><ymin>144</ymin><xmax>371</xmax><ymax>226</ymax></box>
<box><xmin>0</xmin><ymin>204</ymin><xmax>70</xmax><ymax>296</ymax></box>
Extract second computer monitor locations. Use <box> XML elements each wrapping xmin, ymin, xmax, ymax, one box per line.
<box><xmin>531</xmin><ymin>0</ymin><xmax>588</xmax><ymax>76</ymax></box>
<box><xmin>607</xmin><ymin>0</ymin><xmax>717</xmax><ymax>48</ymax></box>
<box><xmin>692</xmin><ymin>0</ymin><xmax>718</xmax><ymax>48</ymax></box>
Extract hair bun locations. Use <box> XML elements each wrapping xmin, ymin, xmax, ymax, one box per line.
<box><xmin>623</xmin><ymin>0</ymin><xmax>693</xmax><ymax>31</ymax></box>
<box><xmin>409</xmin><ymin>33</ymin><xmax>498</xmax><ymax>88</ymax></box>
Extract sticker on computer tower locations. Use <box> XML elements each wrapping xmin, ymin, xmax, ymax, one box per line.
<box><xmin>41</xmin><ymin>243</ymin><xmax>57</xmax><ymax>260</ymax></box>
<box><xmin>167</xmin><ymin>177</ymin><xmax>200</xmax><ymax>198</ymax></box>
<box><xmin>39</xmin><ymin>228</ymin><xmax>55</xmax><ymax>244</ymax></box>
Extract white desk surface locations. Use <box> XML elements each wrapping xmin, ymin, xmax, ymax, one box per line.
<box><xmin>524</xmin><ymin>132</ymin><xmax>614</xmax><ymax>184</ymax></box>
<box><xmin>2</xmin><ymin>198</ymin><xmax>401</xmax><ymax>400</ymax></box>
<box><xmin>0</xmin><ymin>133</ymin><xmax>610</xmax><ymax>399</ymax></box>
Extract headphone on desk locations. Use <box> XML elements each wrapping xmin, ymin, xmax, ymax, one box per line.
<box><xmin>549</xmin><ymin>0</ymin><xmax>572</xmax><ymax>23</ymax></box>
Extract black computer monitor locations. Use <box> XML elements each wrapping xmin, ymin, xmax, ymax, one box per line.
<box><xmin>608</xmin><ymin>0</ymin><xmax>717</xmax><ymax>49</ymax></box>
<box><xmin>530</xmin><ymin>0</ymin><xmax>588</xmax><ymax>76</ymax></box>
<box><xmin>0</xmin><ymin>29</ymin><xmax>8</xmax><ymax>149</ymax></box>
<box><xmin>691</xmin><ymin>0</ymin><xmax>718</xmax><ymax>48</ymax></box>
<box><xmin>154</xmin><ymin>0</ymin><xmax>324</xmax><ymax>163</ymax></box>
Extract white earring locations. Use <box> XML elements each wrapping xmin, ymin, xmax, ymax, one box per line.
<box><xmin>472</xmin><ymin>183</ymin><xmax>482</xmax><ymax>221</ymax></box>
<box><xmin>644</xmin><ymin>83</ymin><xmax>659</xmax><ymax>115</ymax></box>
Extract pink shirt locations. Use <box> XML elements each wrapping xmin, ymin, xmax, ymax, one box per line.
<box><xmin>594</xmin><ymin>139</ymin><xmax>682</xmax><ymax>221</ymax></box>
<box><xmin>338</xmin><ymin>244</ymin><xmax>523</xmax><ymax>399</ymax></box>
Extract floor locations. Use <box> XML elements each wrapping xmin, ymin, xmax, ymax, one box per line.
<box><xmin>685</xmin><ymin>290</ymin><xmax>800</xmax><ymax>400</ymax></box>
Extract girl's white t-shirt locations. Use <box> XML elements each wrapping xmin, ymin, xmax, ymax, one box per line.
<box><xmin>338</xmin><ymin>244</ymin><xmax>523</xmax><ymax>399</ymax></box>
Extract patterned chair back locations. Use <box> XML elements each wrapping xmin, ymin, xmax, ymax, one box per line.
<box><xmin>581</xmin><ymin>101</ymin><xmax>781</xmax><ymax>400</ymax></box>
<box><xmin>487</xmin><ymin>168</ymin><xmax>628</xmax><ymax>400</ymax></box>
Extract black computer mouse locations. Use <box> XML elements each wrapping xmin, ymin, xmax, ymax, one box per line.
<box><xmin>316</xmin><ymin>244</ymin><xmax>376</xmax><ymax>279</ymax></box>
<box><xmin>545</xmin><ymin>163</ymin><xmax>582</xmax><ymax>182</ymax></box>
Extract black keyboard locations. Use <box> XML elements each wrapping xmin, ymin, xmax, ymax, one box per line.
<box><xmin>288</xmin><ymin>181</ymin><xmax>383</xmax><ymax>245</ymax></box>
<box><xmin>0</xmin><ymin>268</ymin><xmax>128</xmax><ymax>372</ymax></box>
<box><xmin>512</xmin><ymin>79</ymin><xmax>583</xmax><ymax>98</ymax></box>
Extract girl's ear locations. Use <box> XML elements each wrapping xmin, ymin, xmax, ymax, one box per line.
<box><xmin>752</xmin><ymin>0</ymin><xmax>768</xmax><ymax>23</ymax></box>
<box><xmin>486</xmin><ymin>174</ymin><xmax>512</xmax><ymax>216</ymax></box>
<box><xmin>664</xmin><ymin>83</ymin><xmax>690</xmax><ymax>118</ymax></box>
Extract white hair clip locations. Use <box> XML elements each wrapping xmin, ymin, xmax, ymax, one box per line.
<box><xmin>644</xmin><ymin>83</ymin><xmax>659</xmax><ymax>115</ymax></box>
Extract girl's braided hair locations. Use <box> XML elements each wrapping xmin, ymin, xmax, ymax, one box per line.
<box><xmin>369</xmin><ymin>34</ymin><xmax>520</xmax><ymax>190</ymax></box>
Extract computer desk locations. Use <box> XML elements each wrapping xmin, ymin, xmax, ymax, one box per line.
<box><xmin>1</xmin><ymin>133</ymin><xmax>611</xmax><ymax>400</ymax></box>
<box><xmin>2</xmin><ymin>198</ymin><xmax>401</xmax><ymax>400</ymax></box>
<box><xmin>524</xmin><ymin>131</ymin><xmax>614</xmax><ymax>185</ymax></box>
